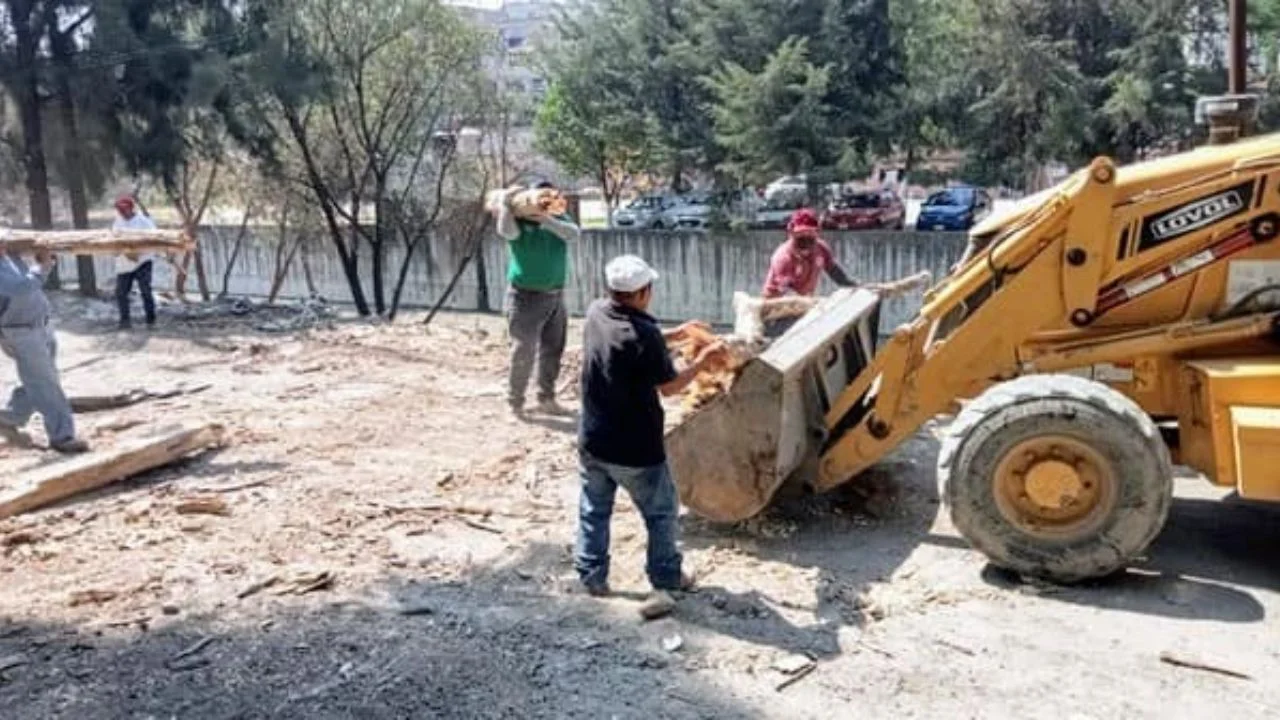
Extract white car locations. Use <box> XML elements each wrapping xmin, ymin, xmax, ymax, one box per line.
<box><xmin>613</xmin><ymin>195</ymin><xmax>685</xmax><ymax>229</ymax></box>
<box><xmin>664</xmin><ymin>193</ymin><xmax>714</xmax><ymax>230</ymax></box>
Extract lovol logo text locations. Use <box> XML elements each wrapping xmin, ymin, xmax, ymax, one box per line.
<box><xmin>1152</xmin><ymin>191</ymin><xmax>1244</xmax><ymax>240</ymax></box>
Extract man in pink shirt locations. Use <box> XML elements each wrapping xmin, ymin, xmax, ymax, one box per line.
<box><xmin>763</xmin><ymin>208</ymin><xmax>856</xmax><ymax>298</ymax></box>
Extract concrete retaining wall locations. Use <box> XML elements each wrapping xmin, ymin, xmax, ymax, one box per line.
<box><xmin>94</xmin><ymin>228</ymin><xmax>969</xmax><ymax>329</ymax></box>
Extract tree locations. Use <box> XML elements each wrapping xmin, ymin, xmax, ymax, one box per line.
<box><xmin>242</xmin><ymin>0</ymin><xmax>487</xmax><ymax>317</ymax></box>
<box><xmin>705</xmin><ymin>37</ymin><xmax>835</xmax><ymax>183</ymax></box>
<box><xmin>1</xmin><ymin>0</ymin><xmax>54</xmax><ymax>234</ymax></box>
<box><xmin>535</xmin><ymin>80</ymin><xmax>659</xmax><ymax>215</ymax></box>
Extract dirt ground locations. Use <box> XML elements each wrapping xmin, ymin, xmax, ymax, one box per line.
<box><xmin>1</xmin><ymin>295</ymin><xmax>1278</xmax><ymax>719</ymax></box>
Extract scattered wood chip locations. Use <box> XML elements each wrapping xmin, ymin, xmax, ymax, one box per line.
<box><xmin>92</xmin><ymin>615</ymin><xmax>151</xmax><ymax>629</ymax></box>
<box><xmin>174</xmin><ymin>496</ymin><xmax>230</xmax><ymax>517</ymax></box>
<box><xmin>774</xmin><ymin>662</ymin><xmax>817</xmax><ymax>692</ymax></box>
<box><xmin>1159</xmin><ymin>651</ymin><xmax>1253</xmax><ymax>680</ymax></box>
<box><xmin>936</xmin><ymin>639</ymin><xmax>976</xmax><ymax>656</ymax></box>
<box><xmin>169</xmin><ymin>637</ymin><xmax>215</xmax><ymax>665</ymax></box>
<box><xmin>167</xmin><ymin>657</ymin><xmax>211</xmax><ymax>672</ymax></box>
<box><xmin>0</xmin><ymin>655</ymin><xmax>28</xmax><ymax>673</ymax></box>
<box><xmin>193</xmin><ymin>479</ymin><xmax>269</xmax><ymax>494</ymax></box>
<box><xmin>2</xmin><ymin>529</ymin><xmax>45</xmax><ymax>547</ymax></box>
<box><xmin>68</xmin><ymin>589</ymin><xmax>119</xmax><ymax>607</ymax></box>
<box><xmin>0</xmin><ymin>423</ymin><xmax>226</xmax><ymax>520</ymax></box>
<box><xmin>396</xmin><ymin>601</ymin><xmax>434</xmax><ymax>617</ymax></box>
<box><xmin>237</xmin><ymin>575</ymin><xmax>280</xmax><ymax>599</ymax></box>
<box><xmin>434</xmin><ymin>472</ymin><xmax>455</xmax><ymax>488</ymax></box>
<box><xmin>458</xmin><ymin>517</ymin><xmax>503</xmax><ymax>535</ymax></box>
<box><xmin>273</xmin><ymin>571</ymin><xmax>335</xmax><ymax>596</ymax></box>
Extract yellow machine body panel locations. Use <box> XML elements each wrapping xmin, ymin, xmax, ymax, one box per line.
<box><xmin>1232</xmin><ymin>407</ymin><xmax>1280</xmax><ymax>501</ymax></box>
<box><xmin>1177</xmin><ymin>359</ymin><xmax>1280</xmax><ymax>498</ymax></box>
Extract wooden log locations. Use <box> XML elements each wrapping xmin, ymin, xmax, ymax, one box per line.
<box><xmin>0</xmin><ymin>423</ymin><xmax>225</xmax><ymax>520</ymax></box>
<box><xmin>0</xmin><ymin>229</ymin><xmax>194</xmax><ymax>256</ymax></box>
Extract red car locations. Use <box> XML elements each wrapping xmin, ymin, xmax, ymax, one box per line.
<box><xmin>822</xmin><ymin>190</ymin><xmax>907</xmax><ymax>231</ymax></box>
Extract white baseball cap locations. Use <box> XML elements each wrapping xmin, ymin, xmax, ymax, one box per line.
<box><xmin>605</xmin><ymin>254</ymin><xmax>659</xmax><ymax>293</ymax></box>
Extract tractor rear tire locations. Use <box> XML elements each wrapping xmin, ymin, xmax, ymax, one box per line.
<box><xmin>939</xmin><ymin>374</ymin><xmax>1173</xmax><ymax>583</ymax></box>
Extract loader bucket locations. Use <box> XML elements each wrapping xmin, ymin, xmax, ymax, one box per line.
<box><xmin>667</xmin><ymin>289</ymin><xmax>883</xmax><ymax>523</ymax></box>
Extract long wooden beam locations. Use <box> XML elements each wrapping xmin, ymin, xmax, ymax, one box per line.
<box><xmin>0</xmin><ymin>423</ymin><xmax>225</xmax><ymax>519</ymax></box>
<box><xmin>1</xmin><ymin>229</ymin><xmax>194</xmax><ymax>255</ymax></box>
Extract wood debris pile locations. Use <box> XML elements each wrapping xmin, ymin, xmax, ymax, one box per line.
<box><xmin>668</xmin><ymin>271</ymin><xmax>933</xmax><ymax>416</ymax></box>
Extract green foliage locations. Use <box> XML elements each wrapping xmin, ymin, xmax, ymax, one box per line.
<box><xmin>706</xmin><ymin>37</ymin><xmax>834</xmax><ymax>182</ymax></box>
<box><xmin>539</xmin><ymin>0</ymin><xmax>1251</xmax><ymax>192</ymax></box>
<box><xmin>535</xmin><ymin>0</ymin><xmax>663</xmax><ymax>205</ymax></box>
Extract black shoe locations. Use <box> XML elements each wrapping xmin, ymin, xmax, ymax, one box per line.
<box><xmin>51</xmin><ymin>438</ymin><xmax>90</xmax><ymax>454</ymax></box>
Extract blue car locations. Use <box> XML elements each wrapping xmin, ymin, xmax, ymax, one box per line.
<box><xmin>915</xmin><ymin>186</ymin><xmax>993</xmax><ymax>231</ymax></box>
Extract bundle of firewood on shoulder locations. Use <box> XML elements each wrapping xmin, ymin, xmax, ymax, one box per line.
<box><xmin>667</xmin><ymin>271</ymin><xmax>933</xmax><ymax>414</ymax></box>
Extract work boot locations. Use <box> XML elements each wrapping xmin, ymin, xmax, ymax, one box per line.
<box><xmin>584</xmin><ymin>582</ymin><xmax>610</xmax><ymax>598</ymax></box>
<box><xmin>535</xmin><ymin>398</ymin><xmax>572</xmax><ymax>417</ymax></box>
<box><xmin>653</xmin><ymin>572</ymin><xmax>697</xmax><ymax>594</ymax></box>
<box><xmin>50</xmin><ymin>438</ymin><xmax>90</xmax><ymax>455</ymax></box>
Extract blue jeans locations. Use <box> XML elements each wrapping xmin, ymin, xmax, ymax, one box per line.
<box><xmin>575</xmin><ymin>451</ymin><xmax>683</xmax><ymax>591</ymax></box>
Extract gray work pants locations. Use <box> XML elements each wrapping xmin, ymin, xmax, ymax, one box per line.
<box><xmin>0</xmin><ymin>324</ymin><xmax>76</xmax><ymax>444</ymax></box>
<box><xmin>506</xmin><ymin>287</ymin><xmax>567</xmax><ymax>407</ymax></box>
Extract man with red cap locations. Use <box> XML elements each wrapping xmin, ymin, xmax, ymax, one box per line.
<box><xmin>760</xmin><ymin>207</ymin><xmax>858</xmax><ymax>338</ymax></box>
<box><xmin>112</xmin><ymin>196</ymin><xmax>158</xmax><ymax>330</ymax></box>
<box><xmin>762</xmin><ymin>207</ymin><xmax>856</xmax><ymax>300</ymax></box>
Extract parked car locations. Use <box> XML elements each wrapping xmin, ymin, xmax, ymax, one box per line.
<box><xmin>665</xmin><ymin>193</ymin><xmax>714</xmax><ymax>229</ymax></box>
<box><xmin>915</xmin><ymin>185</ymin><xmax>992</xmax><ymax>231</ymax></box>
<box><xmin>764</xmin><ymin>175</ymin><xmax>808</xmax><ymax>204</ymax></box>
<box><xmin>822</xmin><ymin>190</ymin><xmax>906</xmax><ymax>231</ymax></box>
<box><xmin>613</xmin><ymin>195</ymin><xmax>685</xmax><ymax>229</ymax></box>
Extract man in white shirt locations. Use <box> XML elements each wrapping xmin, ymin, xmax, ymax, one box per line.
<box><xmin>112</xmin><ymin>196</ymin><xmax>158</xmax><ymax>329</ymax></box>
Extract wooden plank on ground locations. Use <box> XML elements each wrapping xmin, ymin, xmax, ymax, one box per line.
<box><xmin>0</xmin><ymin>423</ymin><xmax>225</xmax><ymax>520</ymax></box>
<box><xmin>1</xmin><ymin>229</ymin><xmax>193</xmax><ymax>255</ymax></box>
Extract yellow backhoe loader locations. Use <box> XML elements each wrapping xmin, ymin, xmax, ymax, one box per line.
<box><xmin>668</xmin><ymin>96</ymin><xmax>1280</xmax><ymax>582</ymax></box>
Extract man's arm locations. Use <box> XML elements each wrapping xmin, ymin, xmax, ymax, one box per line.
<box><xmin>495</xmin><ymin>188</ymin><xmax>522</xmax><ymax>241</ymax></box>
<box><xmin>825</xmin><ymin>261</ymin><xmax>857</xmax><ymax>288</ymax></box>
<box><xmin>0</xmin><ymin>251</ymin><xmax>51</xmax><ymax>296</ymax></box>
<box><xmin>658</xmin><ymin>341</ymin><xmax>725</xmax><ymax>397</ymax></box>
<box><xmin>537</xmin><ymin>214</ymin><xmax>580</xmax><ymax>243</ymax></box>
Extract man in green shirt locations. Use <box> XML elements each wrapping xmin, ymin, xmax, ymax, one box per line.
<box><xmin>497</xmin><ymin>181</ymin><xmax>581</xmax><ymax>416</ymax></box>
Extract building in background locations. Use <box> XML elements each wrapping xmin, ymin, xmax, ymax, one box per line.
<box><xmin>446</xmin><ymin>0</ymin><xmax>571</xmax><ymax>186</ymax></box>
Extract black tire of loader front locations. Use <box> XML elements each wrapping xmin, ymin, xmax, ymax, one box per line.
<box><xmin>938</xmin><ymin>374</ymin><xmax>1174</xmax><ymax>583</ymax></box>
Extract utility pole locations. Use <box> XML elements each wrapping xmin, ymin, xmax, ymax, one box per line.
<box><xmin>1200</xmin><ymin>0</ymin><xmax>1256</xmax><ymax>144</ymax></box>
<box><xmin>1229</xmin><ymin>0</ymin><xmax>1247</xmax><ymax>94</ymax></box>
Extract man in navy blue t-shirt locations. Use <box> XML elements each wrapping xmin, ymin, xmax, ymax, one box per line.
<box><xmin>576</xmin><ymin>255</ymin><xmax>726</xmax><ymax>596</ymax></box>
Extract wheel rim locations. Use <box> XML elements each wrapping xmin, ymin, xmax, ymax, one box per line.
<box><xmin>991</xmin><ymin>435</ymin><xmax>1118</xmax><ymax>541</ymax></box>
